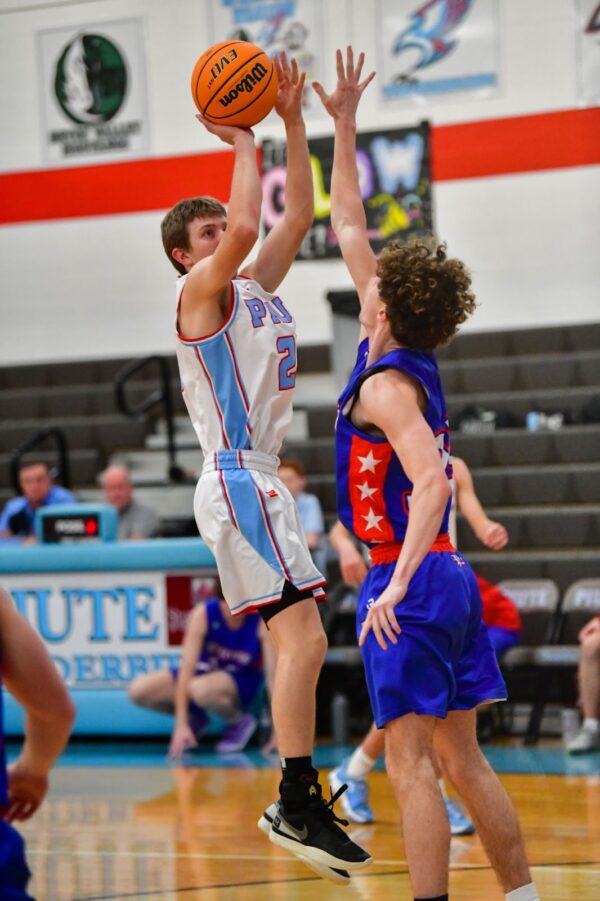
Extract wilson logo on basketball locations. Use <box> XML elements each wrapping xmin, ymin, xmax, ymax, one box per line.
<box><xmin>207</xmin><ymin>50</ymin><xmax>239</xmax><ymax>88</ymax></box>
<box><xmin>218</xmin><ymin>63</ymin><xmax>269</xmax><ymax>107</ymax></box>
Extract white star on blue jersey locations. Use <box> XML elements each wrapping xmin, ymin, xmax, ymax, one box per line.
<box><xmin>357</xmin><ymin>481</ymin><xmax>378</xmax><ymax>500</ymax></box>
<box><xmin>357</xmin><ymin>451</ymin><xmax>382</xmax><ymax>473</ymax></box>
<box><xmin>362</xmin><ymin>507</ymin><xmax>383</xmax><ymax>531</ymax></box>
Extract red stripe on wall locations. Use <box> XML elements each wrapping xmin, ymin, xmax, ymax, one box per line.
<box><xmin>431</xmin><ymin>108</ymin><xmax>600</xmax><ymax>181</ymax></box>
<box><xmin>1</xmin><ymin>109</ymin><xmax>598</xmax><ymax>225</ymax></box>
<box><xmin>0</xmin><ymin>149</ymin><xmax>239</xmax><ymax>225</ymax></box>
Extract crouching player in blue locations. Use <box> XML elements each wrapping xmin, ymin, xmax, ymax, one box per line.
<box><xmin>312</xmin><ymin>48</ymin><xmax>539</xmax><ymax>901</ymax></box>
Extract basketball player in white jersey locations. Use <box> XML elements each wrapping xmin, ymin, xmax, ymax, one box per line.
<box><xmin>160</xmin><ymin>52</ymin><xmax>371</xmax><ymax>881</ymax></box>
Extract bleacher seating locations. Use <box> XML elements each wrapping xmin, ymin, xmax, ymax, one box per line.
<box><xmin>1</xmin><ymin>322</ymin><xmax>600</xmax><ymax>740</ymax></box>
<box><xmin>512</xmin><ymin>579</ymin><xmax>600</xmax><ymax>743</ymax></box>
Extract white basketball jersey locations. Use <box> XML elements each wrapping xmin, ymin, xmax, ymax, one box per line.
<box><xmin>175</xmin><ymin>275</ymin><xmax>298</xmax><ymax>457</ymax></box>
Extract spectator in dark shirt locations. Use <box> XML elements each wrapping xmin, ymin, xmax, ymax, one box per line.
<box><xmin>99</xmin><ymin>465</ymin><xmax>160</xmax><ymax>540</ymax></box>
<box><xmin>0</xmin><ymin>461</ymin><xmax>76</xmax><ymax>544</ymax></box>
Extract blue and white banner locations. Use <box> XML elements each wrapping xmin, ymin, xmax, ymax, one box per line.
<box><xmin>3</xmin><ymin>570</ymin><xmax>217</xmax><ymax>689</ymax></box>
<box><xmin>208</xmin><ymin>0</ymin><xmax>327</xmax><ymax>114</ymax></box>
<box><xmin>377</xmin><ymin>0</ymin><xmax>499</xmax><ymax>102</ymax></box>
<box><xmin>577</xmin><ymin>0</ymin><xmax>600</xmax><ymax>105</ymax></box>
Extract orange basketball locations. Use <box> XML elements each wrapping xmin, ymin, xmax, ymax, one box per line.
<box><xmin>191</xmin><ymin>40</ymin><xmax>279</xmax><ymax>127</ymax></box>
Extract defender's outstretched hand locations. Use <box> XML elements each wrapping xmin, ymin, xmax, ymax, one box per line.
<box><xmin>274</xmin><ymin>51</ymin><xmax>306</xmax><ymax>124</ymax></box>
<box><xmin>312</xmin><ymin>46</ymin><xmax>375</xmax><ymax>120</ymax></box>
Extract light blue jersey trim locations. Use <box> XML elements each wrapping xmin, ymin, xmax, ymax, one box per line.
<box><xmin>223</xmin><ymin>469</ymin><xmax>290</xmax><ymax>580</ymax></box>
<box><xmin>198</xmin><ymin>336</ymin><xmax>251</xmax><ymax>450</ymax></box>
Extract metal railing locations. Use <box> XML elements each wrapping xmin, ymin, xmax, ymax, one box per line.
<box><xmin>114</xmin><ymin>355</ymin><xmax>185</xmax><ymax>483</ymax></box>
<box><xmin>10</xmin><ymin>427</ymin><xmax>71</xmax><ymax>494</ymax></box>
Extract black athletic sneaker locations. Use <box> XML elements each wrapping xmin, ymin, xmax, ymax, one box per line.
<box><xmin>269</xmin><ymin>783</ymin><xmax>372</xmax><ymax>872</ymax></box>
<box><xmin>258</xmin><ymin>801</ymin><xmax>351</xmax><ymax>885</ymax></box>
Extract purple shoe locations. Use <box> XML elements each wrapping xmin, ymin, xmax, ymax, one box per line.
<box><xmin>216</xmin><ymin>713</ymin><xmax>258</xmax><ymax>754</ymax></box>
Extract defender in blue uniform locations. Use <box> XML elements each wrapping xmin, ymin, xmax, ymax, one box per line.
<box><xmin>313</xmin><ymin>48</ymin><xmax>538</xmax><ymax>901</ymax></box>
<box><xmin>337</xmin><ymin>341</ymin><xmax>506</xmax><ymax>728</ymax></box>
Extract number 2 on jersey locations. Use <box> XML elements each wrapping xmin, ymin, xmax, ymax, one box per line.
<box><xmin>277</xmin><ymin>335</ymin><xmax>297</xmax><ymax>390</ymax></box>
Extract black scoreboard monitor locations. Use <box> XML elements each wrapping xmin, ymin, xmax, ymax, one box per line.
<box><xmin>35</xmin><ymin>505</ymin><xmax>118</xmax><ymax>544</ymax></box>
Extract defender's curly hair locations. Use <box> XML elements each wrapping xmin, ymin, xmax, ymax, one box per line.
<box><xmin>376</xmin><ymin>241</ymin><xmax>477</xmax><ymax>351</ymax></box>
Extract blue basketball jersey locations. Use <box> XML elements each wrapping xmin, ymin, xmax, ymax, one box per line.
<box><xmin>199</xmin><ymin>598</ymin><xmax>262</xmax><ymax>678</ymax></box>
<box><xmin>336</xmin><ymin>338</ymin><xmax>453</xmax><ymax>546</ymax></box>
<box><xmin>0</xmin><ymin>674</ymin><xmax>7</xmax><ymax>808</ymax></box>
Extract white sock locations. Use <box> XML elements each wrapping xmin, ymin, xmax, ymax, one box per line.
<box><xmin>438</xmin><ymin>778</ymin><xmax>449</xmax><ymax>802</ymax></box>
<box><xmin>505</xmin><ymin>883</ymin><xmax>540</xmax><ymax>901</ymax></box>
<box><xmin>583</xmin><ymin>717</ymin><xmax>599</xmax><ymax>732</ymax></box>
<box><xmin>346</xmin><ymin>746</ymin><xmax>376</xmax><ymax>780</ymax></box>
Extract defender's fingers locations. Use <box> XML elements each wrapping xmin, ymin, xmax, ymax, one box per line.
<box><xmin>355</xmin><ymin>51</ymin><xmax>365</xmax><ymax>82</ymax></box>
<box><xmin>359</xmin><ymin>71</ymin><xmax>376</xmax><ymax>93</ymax></box>
<box><xmin>387</xmin><ymin>607</ymin><xmax>402</xmax><ymax>634</ymax></box>
<box><xmin>379</xmin><ymin>611</ymin><xmax>398</xmax><ymax>646</ymax></box>
<box><xmin>372</xmin><ymin>614</ymin><xmax>388</xmax><ymax>651</ymax></box>
<box><xmin>358</xmin><ymin>610</ymin><xmax>373</xmax><ymax>646</ymax></box>
<box><xmin>335</xmin><ymin>48</ymin><xmax>344</xmax><ymax>80</ymax></box>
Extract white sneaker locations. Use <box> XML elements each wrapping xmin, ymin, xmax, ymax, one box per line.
<box><xmin>566</xmin><ymin>726</ymin><xmax>600</xmax><ymax>754</ymax></box>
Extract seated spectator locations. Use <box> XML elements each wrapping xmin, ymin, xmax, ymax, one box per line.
<box><xmin>476</xmin><ymin>574</ymin><xmax>521</xmax><ymax>660</ymax></box>
<box><xmin>128</xmin><ymin>588</ymin><xmax>275</xmax><ymax>756</ymax></box>
<box><xmin>278</xmin><ymin>457</ymin><xmax>327</xmax><ymax>576</ymax></box>
<box><xmin>566</xmin><ymin>616</ymin><xmax>600</xmax><ymax>754</ymax></box>
<box><xmin>99</xmin><ymin>465</ymin><xmax>160</xmax><ymax>540</ymax></box>
<box><xmin>0</xmin><ymin>460</ymin><xmax>76</xmax><ymax>544</ymax></box>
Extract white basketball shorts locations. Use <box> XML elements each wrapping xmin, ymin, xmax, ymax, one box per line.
<box><xmin>194</xmin><ymin>450</ymin><xmax>327</xmax><ymax>615</ymax></box>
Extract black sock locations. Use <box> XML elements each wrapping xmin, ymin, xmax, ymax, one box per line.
<box><xmin>415</xmin><ymin>895</ymin><xmax>448</xmax><ymax>901</ymax></box>
<box><xmin>280</xmin><ymin>756</ymin><xmax>314</xmax><ymax>781</ymax></box>
<box><xmin>279</xmin><ymin>757</ymin><xmax>319</xmax><ymax>813</ymax></box>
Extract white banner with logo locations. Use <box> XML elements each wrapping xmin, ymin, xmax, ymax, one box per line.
<box><xmin>577</xmin><ymin>0</ymin><xmax>600</xmax><ymax>104</ymax></box>
<box><xmin>376</xmin><ymin>0</ymin><xmax>499</xmax><ymax>102</ymax></box>
<box><xmin>208</xmin><ymin>0</ymin><xmax>326</xmax><ymax>115</ymax></box>
<box><xmin>37</xmin><ymin>18</ymin><xmax>149</xmax><ymax>165</ymax></box>
<box><xmin>3</xmin><ymin>570</ymin><xmax>217</xmax><ymax>689</ymax></box>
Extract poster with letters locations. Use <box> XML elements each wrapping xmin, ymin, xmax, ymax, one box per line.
<box><xmin>376</xmin><ymin>0</ymin><xmax>498</xmax><ymax>102</ymax></box>
<box><xmin>37</xmin><ymin>18</ymin><xmax>149</xmax><ymax>165</ymax></box>
<box><xmin>3</xmin><ymin>571</ymin><xmax>217</xmax><ymax>689</ymax></box>
<box><xmin>261</xmin><ymin>123</ymin><xmax>433</xmax><ymax>261</ymax></box>
<box><xmin>209</xmin><ymin>0</ymin><xmax>326</xmax><ymax>114</ymax></box>
<box><xmin>577</xmin><ymin>1</ymin><xmax>600</xmax><ymax>105</ymax></box>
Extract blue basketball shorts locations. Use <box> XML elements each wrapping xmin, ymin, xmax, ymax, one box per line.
<box><xmin>357</xmin><ymin>550</ymin><xmax>507</xmax><ymax>728</ymax></box>
<box><xmin>0</xmin><ymin>822</ymin><xmax>34</xmax><ymax>900</ymax></box>
<box><xmin>487</xmin><ymin>626</ymin><xmax>521</xmax><ymax>660</ymax></box>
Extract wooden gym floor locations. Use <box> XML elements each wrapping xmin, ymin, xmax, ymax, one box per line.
<box><xmin>11</xmin><ymin>741</ymin><xmax>600</xmax><ymax>900</ymax></box>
